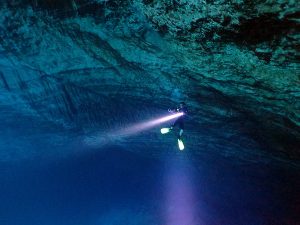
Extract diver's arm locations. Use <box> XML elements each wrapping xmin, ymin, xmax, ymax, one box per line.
<box><xmin>168</xmin><ymin>108</ymin><xmax>176</xmax><ymax>113</ymax></box>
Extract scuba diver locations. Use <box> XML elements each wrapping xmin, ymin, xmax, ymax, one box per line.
<box><xmin>168</xmin><ymin>102</ymin><xmax>188</xmax><ymax>139</ymax></box>
<box><xmin>161</xmin><ymin>102</ymin><xmax>188</xmax><ymax>150</ymax></box>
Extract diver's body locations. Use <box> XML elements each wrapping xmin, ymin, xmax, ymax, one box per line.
<box><xmin>169</xmin><ymin>102</ymin><xmax>188</xmax><ymax>139</ymax></box>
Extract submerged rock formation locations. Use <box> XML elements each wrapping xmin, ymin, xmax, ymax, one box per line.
<box><xmin>0</xmin><ymin>0</ymin><xmax>299</xmax><ymax>163</ymax></box>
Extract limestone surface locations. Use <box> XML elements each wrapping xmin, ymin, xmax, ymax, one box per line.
<box><xmin>0</xmin><ymin>0</ymin><xmax>299</xmax><ymax>162</ymax></box>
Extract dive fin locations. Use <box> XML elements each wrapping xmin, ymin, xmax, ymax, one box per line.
<box><xmin>161</xmin><ymin>128</ymin><xmax>171</xmax><ymax>134</ymax></box>
<box><xmin>178</xmin><ymin>139</ymin><xmax>184</xmax><ymax>151</ymax></box>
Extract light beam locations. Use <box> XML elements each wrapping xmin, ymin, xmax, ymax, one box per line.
<box><xmin>84</xmin><ymin>112</ymin><xmax>184</xmax><ymax>146</ymax></box>
<box><xmin>163</xmin><ymin>159</ymin><xmax>200</xmax><ymax>225</ymax></box>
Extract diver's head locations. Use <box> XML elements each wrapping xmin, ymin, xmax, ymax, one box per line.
<box><xmin>179</xmin><ymin>102</ymin><xmax>186</xmax><ymax>108</ymax></box>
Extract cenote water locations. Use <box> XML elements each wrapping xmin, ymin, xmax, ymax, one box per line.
<box><xmin>0</xmin><ymin>1</ymin><xmax>299</xmax><ymax>224</ymax></box>
<box><xmin>1</xmin><ymin>141</ymin><xmax>299</xmax><ymax>225</ymax></box>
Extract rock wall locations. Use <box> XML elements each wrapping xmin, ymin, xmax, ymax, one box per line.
<box><xmin>0</xmin><ymin>0</ymin><xmax>299</xmax><ymax>161</ymax></box>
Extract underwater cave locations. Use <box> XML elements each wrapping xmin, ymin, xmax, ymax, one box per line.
<box><xmin>0</xmin><ymin>1</ymin><xmax>299</xmax><ymax>225</ymax></box>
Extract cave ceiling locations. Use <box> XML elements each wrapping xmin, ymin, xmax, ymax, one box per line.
<box><xmin>0</xmin><ymin>0</ymin><xmax>299</xmax><ymax>163</ymax></box>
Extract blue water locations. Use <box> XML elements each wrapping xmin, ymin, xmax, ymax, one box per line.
<box><xmin>1</xmin><ymin>145</ymin><xmax>299</xmax><ymax>225</ymax></box>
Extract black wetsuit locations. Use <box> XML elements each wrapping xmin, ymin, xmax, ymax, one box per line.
<box><xmin>172</xmin><ymin>106</ymin><xmax>188</xmax><ymax>130</ymax></box>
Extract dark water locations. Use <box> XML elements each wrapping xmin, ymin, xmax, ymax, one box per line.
<box><xmin>0</xmin><ymin>145</ymin><xmax>299</xmax><ymax>225</ymax></box>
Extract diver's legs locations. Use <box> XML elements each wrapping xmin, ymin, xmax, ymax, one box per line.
<box><xmin>179</xmin><ymin>129</ymin><xmax>183</xmax><ymax>139</ymax></box>
<box><xmin>171</xmin><ymin>118</ymin><xmax>179</xmax><ymax>130</ymax></box>
<box><xmin>177</xmin><ymin>129</ymin><xmax>185</xmax><ymax>150</ymax></box>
